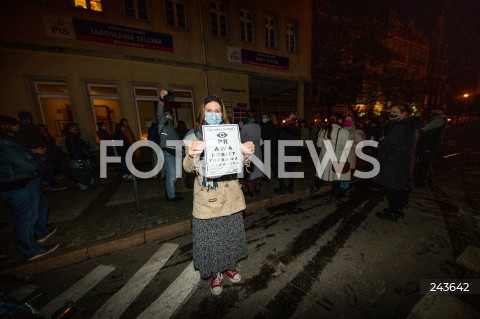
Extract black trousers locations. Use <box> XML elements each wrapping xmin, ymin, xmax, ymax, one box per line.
<box><xmin>416</xmin><ymin>149</ymin><xmax>434</xmax><ymax>185</ymax></box>
<box><xmin>384</xmin><ymin>187</ymin><xmax>409</xmax><ymax>211</ymax></box>
<box><xmin>278</xmin><ymin>162</ymin><xmax>297</xmax><ymax>188</ymax></box>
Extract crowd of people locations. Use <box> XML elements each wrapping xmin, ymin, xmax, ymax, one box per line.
<box><xmin>0</xmin><ymin>98</ymin><xmax>448</xmax><ymax>298</ymax></box>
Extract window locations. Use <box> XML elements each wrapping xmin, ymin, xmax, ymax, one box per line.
<box><xmin>210</xmin><ymin>0</ymin><xmax>228</xmax><ymax>37</ymax></box>
<box><xmin>74</xmin><ymin>0</ymin><xmax>103</xmax><ymax>12</ymax></box>
<box><xmin>286</xmin><ymin>22</ymin><xmax>297</xmax><ymax>53</ymax></box>
<box><xmin>265</xmin><ymin>16</ymin><xmax>277</xmax><ymax>48</ymax></box>
<box><xmin>34</xmin><ymin>81</ymin><xmax>74</xmax><ymax>139</ymax></box>
<box><xmin>87</xmin><ymin>84</ymin><xmax>121</xmax><ymax>136</ymax></box>
<box><xmin>124</xmin><ymin>0</ymin><xmax>148</xmax><ymax>20</ymax></box>
<box><xmin>240</xmin><ymin>9</ymin><xmax>254</xmax><ymax>43</ymax></box>
<box><xmin>165</xmin><ymin>0</ymin><xmax>186</xmax><ymax>28</ymax></box>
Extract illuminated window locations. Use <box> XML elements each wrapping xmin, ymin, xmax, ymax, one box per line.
<box><xmin>265</xmin><ymin>16</ymin><xmax>276</xmax><ymax>48</ymax></box>
<box><xmin>124</xmin><ymin>0</ymin><xmax>148</xmax><ymax>20</ymax></box>
<box><xmin>34</xmin><ymin>81</ymin><xmax>74</xmax><ymax>139</ymax></box>
<box><xmin>74</xmin><ymin>0</ymin><xmax>103</xmax><ymax>12</ymax></box>
<box><xmin>240</xmin><ymin>9</ymin><xmax>254</xmax><ymax>43</ymax></box>
<box><xmin>286</xmin><ymin>22</ymin><xmax>297</xmax><ymax>53</ymax></box>
<box><xmin>210</xmin><ymin>0</ymin><xmax>228</xmax><ymax>37</ymax></box>
<box><xmin>165</xmin><ymin>0</ymin><xmax>186</xmax><ymax>28</ymax></box>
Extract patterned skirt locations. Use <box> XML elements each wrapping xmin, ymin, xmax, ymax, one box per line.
<box><xmin>192</xmin><ymin>212</ymin><xmax>248</xmax><ymax>279</ymax></box>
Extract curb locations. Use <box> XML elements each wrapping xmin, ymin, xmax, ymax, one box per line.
<box><xmin>0</xmin><ymin>187</ymin><xmax>324</xmax><ymax>278</ymax></box>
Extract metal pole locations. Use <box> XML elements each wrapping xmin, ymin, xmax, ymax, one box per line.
<box><xmin>132</xmin><ymin>174</ymin><xmax>143</xmax><ymax>215</ymax></box>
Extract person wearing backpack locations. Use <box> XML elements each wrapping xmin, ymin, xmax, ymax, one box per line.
<box><xmin>157</xmin><ymin>90</ymin><xmax>182</xmax><ymax>202</ymax></box>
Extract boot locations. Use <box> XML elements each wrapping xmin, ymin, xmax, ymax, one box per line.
<box><xmin>376</xmin><ymin>208</ymin><xmax>398</xmax><ymax>222</ymax></box>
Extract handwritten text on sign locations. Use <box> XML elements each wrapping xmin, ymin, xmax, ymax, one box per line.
<box><xmin>202</xmin><ymin>124</ymin><xmax>242</xmax><ymax>178</ymax></box>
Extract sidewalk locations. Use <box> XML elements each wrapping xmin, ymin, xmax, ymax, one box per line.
<box><xmin>0</xmin><ymin>162</ymin><xmax>320</xmax><ymax>278</ymax></box>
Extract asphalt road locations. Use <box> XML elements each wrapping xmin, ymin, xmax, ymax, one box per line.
<box><xmin>2</xmin><ymin>121</ymin><xmax>480</xmax><ymax>319</ymax></box>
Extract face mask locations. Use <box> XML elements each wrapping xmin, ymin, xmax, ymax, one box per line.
<box><xmin>343</xmin><ymin>120</ymin><xmax>352</xmax><ymax>127</ymax></box>
<box><xmin>389</xmin><ymin>113</ymin><xmax>401</xmax><ymax>122</ymax></box>
<box><xmin>262</xmin><ymin>118</ymin><xmax>267</xmax><ymax>124</ymax></box>
<box><xmin>166</xmin><ymin>114</ymin><xmax>173</xmax><ymax>120</ymax></box>
<box><xmin>205</xmin><ymin>112</ymin><xmax>222</xmax><ymax>125</ymax></box>
<box><xmin>121</xmin><ymin>127</ymin><xmax>126</xmax><ymax>132</ymax></box>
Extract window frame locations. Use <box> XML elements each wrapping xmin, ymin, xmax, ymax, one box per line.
<box><xmin>74</xmin><ymin>0</ymin><xmax>103</xmax><ymax>12</ymax></box>
<box><xmin>264</xmin><ymin>15</ymin><xmax>277</xmax><ymax>48</ymax></box>
<box><xmin>209</xmin><ymin>0</ymin><xmax>229</xmax><ymax>37</ymax></box>
<box><xmin>286</xmin><ymin>21</ymin><xmax>297</xmax><ymax>53</ymax></box>
<box><xmin>165</xmin><ymin>0</ymin><xmax>187</xmax><ymax>29</ymax></box>
<box><xmin>123</xmin><ymin>0</ymin><xmax>149</xmax><ymax>21</ymax></box>
<box><xmin>240</xmin><ymin>8</ymin><xmax>255</xmax><ymax>44</ymax></box>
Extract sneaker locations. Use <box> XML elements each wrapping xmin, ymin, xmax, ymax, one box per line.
<box><xmin>27</xmin><ymin>244</ymin><xmax>59</xmax><ymax>261</ymax></box>
<box><xmin>210</xmin><ymin>273</ymin><xmax>223</xmax><ymax>295</ymax></box>
<box><xmin>224</xmin><ymin>270</ymin><xmax>241</xmax><ymax>283</ymax></box>
<box><xmin>50</xmin><ymin>185</ymin><xmax>67</xmax><ymax>191</ymax></box>
<box><xmin>37</xmin><ymin>227</ymin><xmax>57</xmax><ymax>243</ymax></box>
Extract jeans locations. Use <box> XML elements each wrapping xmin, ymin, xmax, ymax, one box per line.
<box><xmin>78</xmin><ymin>159</ymin><xmax>94</xmax><ymax>190</ymax></box>
<box><xmin>0</xmin><ymin>178</ymin><xmax>49</xmax><ymax>258</ymax></box>
<box><xmin>163</xmin><ymin>150</ymin><xmax>178</xmax><ymax>199</ymax></box>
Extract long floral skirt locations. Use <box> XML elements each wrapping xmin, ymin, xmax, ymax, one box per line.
<box><xmin>192</xmin><ymin>212</ymin><xmax>248</xmax><ymax>279</ymax></box>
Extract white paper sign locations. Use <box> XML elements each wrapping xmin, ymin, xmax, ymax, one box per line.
<box><xmin>202</xmin><ymin>124</ymin><xmax>242</xmax><ymax>178</ymax></box>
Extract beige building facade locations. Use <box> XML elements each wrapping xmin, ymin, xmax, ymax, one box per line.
<box><xmin>0</xmin><ymin>0</ymin><xmax>311</xmax><ymax>144</ymax></box>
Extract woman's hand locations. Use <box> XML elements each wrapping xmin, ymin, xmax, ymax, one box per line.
<box><xmin>240</xmin><ymin>141</ymin><xmax>255</xmax><ymax>158</ymax></box>
<box><xmin>188</xmin><ymin>140</ymin><xmax>206</xmax><ymax>159</ymax></box>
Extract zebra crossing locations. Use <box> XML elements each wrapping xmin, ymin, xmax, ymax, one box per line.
<box><xmin>9</xmin><ymin>243</ymin><xmax>198</xmax><ymax>318</ymax></box>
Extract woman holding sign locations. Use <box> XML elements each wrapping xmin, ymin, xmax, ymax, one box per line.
<box><xmin>183</xmin><ymin>95</ymin><xmax>255</xmax><ymax>296</ymax></box>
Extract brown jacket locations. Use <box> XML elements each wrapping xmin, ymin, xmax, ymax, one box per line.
<box><xmin>183</xmin><ymin>136</ymin><xmax>246</xmax><ymax>219</ymax></box>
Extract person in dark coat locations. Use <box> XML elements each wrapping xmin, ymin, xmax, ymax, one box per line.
<box><xmin>260</xmin><ymin>113</ymin><xmax>278</xmax><ymax>179</ymax></box>
<box><xmin>113</xmin><ymin>123</ymin><xmax>132</xmax><ymax>179</ymax></box>
<box><xmin>376</xmin><ymin>104</ymin><xmax>421</xmax><ymax>222</ymax></box>
<box><xmin>415</xmin><ymin>105</ymin><xmax>448</xmax><ymax>187</ymax></box>
<box><xmin>275</xmin><ymin>113</ymin><xmax>300</xmax><ymax>194</ymax></box>
<box><xmin>63</xmin><ymin>123</ymin><xmax>95</xmax><ymax>190</ymax></box>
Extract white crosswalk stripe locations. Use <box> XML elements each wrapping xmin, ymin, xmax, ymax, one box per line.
<box><xmin>92</xmin><ymin>243</ymin><xmax>179</xmax><ymax>319</ymax></box>
<box><xmin>137</xmin><ymin>261</ymin><xmax>201</xmax><ymax>319</ymax></box>
<box><xmin>39</xmin><ymin>264</ymin><xmax>116</xmax><ymax>316</ymax></box>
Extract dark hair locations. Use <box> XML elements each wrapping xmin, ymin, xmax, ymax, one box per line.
<box><xmin>97</xmin><ymin>121</ymin><xmax>105</xmax><ymax>127</ymax></box>
<box><xmin>18</xmin><ymin>111</ymin><xmax>32</xmax><ymax>121</ymax></box>
<box><xmin>115</xmin><ymin>123</ymin><xmax>123</xmax><ymax>131</ymax></box>
<box><xmin>119</xmin><ymin>118</ymin><xmax>128</xmax><ymax>126</ymax></box>
<box><xmin>320</xmin><ymin>116</ymin><xmax>338</xmax><ymax>140</ymax></box>
<box><xmin>196</xmin><ymin>95</ymin><xmax>230</xmax><ymax>131</ymax></box>
<box><xmin>62</xmin><ymin>122</ymin><xmax>78</xmax><ymax>136</ymax></box>
<box><xmin>0</xmin><ymin>115</ymin><xmax>19</xmax><ymax>139</ymax></box>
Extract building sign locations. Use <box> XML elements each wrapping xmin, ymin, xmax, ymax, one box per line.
<box><xmin>202</xmin><ymin>124</ymin><xmax>242</xmax><ymax>178</ymax></box>
<box><xmin>73</xmin><ymin>18</ymin><xmax>173</xmax><ymax>52</ymax></box>
<box><xmin>227</xmin><ymin>47</ymin><xmax>289</xmax><ymax>70</ymax></box>
<box><xmin>43</xmin><ymin>14</ymin><xmax>75</xmax><ymax>39</ymax></box>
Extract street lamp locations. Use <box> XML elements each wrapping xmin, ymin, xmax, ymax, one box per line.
<box><xmin>463</xmin><ymin>93</ymin><xmax>469</xmax><ymax>98</ymax></box>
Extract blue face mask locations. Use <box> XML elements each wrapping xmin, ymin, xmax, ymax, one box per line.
<box><xmin>262</xmin><ymin>118</ymin><xmax>267</xmax><ymax>124</ymax></box>
<box><xmin>205</xmin><ymin>112</ymin><xmax>222</xmax><ymax>125</ymax></box>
